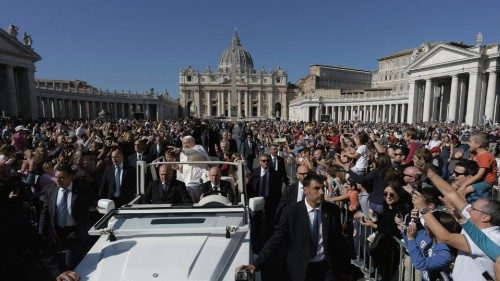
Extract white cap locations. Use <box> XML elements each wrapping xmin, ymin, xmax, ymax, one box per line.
<box><xmin>15</xmin><ymin>125</ymin><xmax>28</xmax><ymax>132</ymax></box>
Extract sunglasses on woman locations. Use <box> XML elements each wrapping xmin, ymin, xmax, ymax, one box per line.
<box><xmin>383</xmin><ymin>192</ymin><xmax>396</xmax><ymax>198</ymax></box>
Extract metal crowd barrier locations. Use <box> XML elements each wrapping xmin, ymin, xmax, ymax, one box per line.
<box><xmin>337</xmin><ymin>204</ymin><xmax>451</xmax><ymax>281</ymax></box>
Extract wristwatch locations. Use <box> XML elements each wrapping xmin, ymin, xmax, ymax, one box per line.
<box><xmin>419</xmin><ymin>208</ymin><xmax>429</xmax><ymax>215</ymax></box>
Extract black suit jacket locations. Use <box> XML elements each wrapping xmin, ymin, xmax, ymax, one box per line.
<box><xmin>99</xmin><ymin>164</ymin><xmax>136</xmax><ymax>203</ymax></box>
<box><xmin>248</xmin><ymin>168</ymin><xmax>282</xmax><ymax>253</ymax></box>
<box><xmin>254</xmin><ymin>201</ymin><xmax>350</xmax><ymax>281</ymax></box>
<box><xmin>3</xmin><ymin>199</ymin><xmax>67</xmax><ymax>281</ymax></box>
<box><xmin>149</xmin><ymin>144</ymin><xmax>165</xmax><ymax>160</ymax></box>
<box><xmin>228</xmin><ymin>138</ymin><xmax>238</xmax><ymax>154</ymax></box>
<box><xmin>127</xmin><ymin>152</ymin><xmax>151</xmax><ymax>168</ymax></box>
<box><xmin>275</xmin><ymin>182</ymin><xmax>300</xmax><ymax>223</ymax></box>
<box><xmin>240</xmin><ymin>140</ymin><xmax>257</xmax><ymax>159</ymax></box>
<box><xmin>39</xmin><ymin>182</ymin><xmax>93</xmax><ymax>245</ymax></box>
<box><xmin>200</xmin><ymin>180</ymin><xmax>235</xmax><ymax>203</ymax></box>
<box><xmin>144</xmin><ymin>179</ymin><xmax>193</xmax><ymax>204</ymax></box>
<box><xmin>270</xmin><ymin>155</ymin><xmax>289</xmax><ymax>185</ymax></box>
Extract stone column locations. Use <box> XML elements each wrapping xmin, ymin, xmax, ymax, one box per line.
<box><xmin>448</xmin><ymin>75</ymin><xmax>459</xmax><ymax>122</ymax></box>
<box><xmin>395</xmin><ymin>104</ymin><xmax>399</xmax><ymax>123</ymax></box>
<box><xmin>388</xmin><ymin>104</ymin><xmax>393</xmax><ymax>123</ymax></box>
<box><xmin>407</xmin><ymin>81</ymin><xmax>416</xmax><ymax>123</ymax></box>
<box><xmin>257</xmin><ymin>91</ymin><xmax>262</xmax><ymax>117</ymax></box>
<box><xmin>337</xmin><ymin>106</ymin><xmax>341</xmax><ymax>122</ymax></box>
<box><xmin>485</xmin><ymin>71</ymin><xmax>497</xmax><ymax>120</ymax></box>
<box><xmin>458</xmin><ymin>78</ymin><xmax>467</xmax><ymax>122</ymax></box>
<box><xmin>205</xmin><ymin>92</ymin><xmax>210</xmax><ymax>116</ymax></box>
<box><xmin>5</xmin><ymin>65</ymin><xmax>19</xmax><ymax>117</ymax></box>
<box><xmin>244</xmin><ymin>91</ymin><xmax>249</xmax><ymax>117</ymax></box>
<box><xmin>423</xmin><ymin>79</ymin><xmax>432</xmax><ymax>122</ymax></box>
<box><xmin>466</xmin><ymin>72</ymin><xmax>483</xmax><ymax>124</ymax></box>
<box><xmin>401</xmin><ymin>104</ymin><xmax>407</xmax><ymax>123</ymax></box>
<box><xmin>221</xmin><ymin>91</ymin><xmax>226</xmax><ymax>116</ymax></box>
<box><xmin>194</xmin><ymin>91</ymin><xmax>201</xmax><ymax>117</ymax></box>
<box><xmin>237</xmin><ymin>91</ymin><xmax>241</xmax><ymax>117</ymax></box>
<box><xmin>267</xmin><ymin>92</ymin><xmax>273</xmax><ymax>118</ymax></box>
<box><xmin>381</xmin><ymin>104</ymin><xmax>386</xmax><ymax>122</ymax></box>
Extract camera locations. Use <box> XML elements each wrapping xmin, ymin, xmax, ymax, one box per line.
<box><xmin>235</xmin><ymin>268</ymin><xmax>253</xmax><ymax>281</ymax></box>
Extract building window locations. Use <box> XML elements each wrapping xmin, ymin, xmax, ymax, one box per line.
<box><xmin>277</xmin><ymin>78</ymin><xmax>280</xmax><ymax>83</ymax></box>
<box><xmin>187</xmin><ymin>76</ymin><xmax>192</xmax><ymax>82</ymax></box>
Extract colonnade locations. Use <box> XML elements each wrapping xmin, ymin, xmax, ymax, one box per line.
<box><xmin>0</xmin><ymin>64</ymin><xmax>37</xmax><ymax>119</ymax></box>
<box><xmin>296</xmin><ymin>103</ymin><xmax>408</xmax><ymax>123</ymax></box>
<box><xmin>408</xmin><ymin>70</ymin><xmax>498</xmax><ymax>124</ymax></box>
<box><xmin>36</xmin><ymin>97</ymin><xmax>151</xmax><ymax>119</ymax></box>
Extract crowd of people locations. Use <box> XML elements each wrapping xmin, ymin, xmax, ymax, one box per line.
<box><xmin>1</xmin><ymin>117</ymin><xmax>500</xmax><ymax>281</ymax></box>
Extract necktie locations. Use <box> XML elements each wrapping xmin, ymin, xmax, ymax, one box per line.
<box><xmin>213</xmin><ymin>185</ymin><xmax>219</xmax><ymax>192</ymax></box>
<box><xmin>161</xmin><ymin>183</ymin><xmax>167</xmax><ymax>198</ymax></box>
<box><xmin>272</xmin><ymin>157</ymin><xmax>277</xmax><ymax>170</ymax></box>
<box><xmin>115</xmin><ymin>166</ymin><xmax>121</xmax><ymax>196</ymax></box>
<box><xmin>260</xmin><ymin>171</ymin><xmax>268</xmax><ymax>197</ymax></box>
<box><xmin>310</xmin><ymin>208</ymin><xmax>320</xmax><ymax>258</ymax></box>
<box><xmin>58</xmin><ymin>189</ymin><xmax>69</xmax><ymax>227</ymax></box>
<box><xmin>138</xmin><ymin>154</ymin><xmax>142</xmax><ymax>161</ymax></box>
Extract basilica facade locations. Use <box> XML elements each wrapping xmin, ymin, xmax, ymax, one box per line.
<box><xmin>179</xmin><ymin>32</ymin><xmax>289</xmax><ymax>119</ymax></box>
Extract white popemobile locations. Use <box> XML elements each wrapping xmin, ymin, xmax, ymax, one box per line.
<box><xmin>76</xmin><ymin>160</ymin><xmax>263</xmax><ymax>281</ymax></box>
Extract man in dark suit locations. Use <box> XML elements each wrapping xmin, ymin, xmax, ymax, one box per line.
<box><xmin>222</xmin><ymin>131</ymin><xmax>238</xmax><ymax>154</ymax></box>
<box><xmin>149</xmin><ymin>136</ymin><xmax>165</xmax><ymax>160</ymax></box>
<box><xmin>269</xmin><ymin>144</ymin><xmax>290</xmax><ymax>185</ymax></box>
<box><xmin>239</xmin><ymin>174</ymin><xmax>350</xmax><ymax>281</ymax></box>
<box><xmin>2</xmin><ymin>179</ymin><xmax>80</xmax><ymax>281</ymax></box>
<box><xmin>99</xmin><ymin>149</ymin><xmax>136</xmax><ymax>207</ymax></box>
<box><xmin>248</xmin><ymin>154</ymin><xmax>282</xmax><ymax>255</ymax></box>
<box><xmin>240</xmin><ymin>133</ymin><xmax>258</xmax><ymax>170</ymax></box>
<box><xmin>39</xmin><ymin>164</ymin><xmax>94</xmax><ymax>269</ymax></box>
<box><xmin>199</xmin><ymin>126</ymin><xmax>219</xmax><ymax>157</ymax></box>
<box><xmin>275</xmin><ymin>164</ymin><xmax>311</xmax><ymax>223</ymax></box>
<box><xmin>200</xmin><ymin>166</ymin><xmax>235</xmax><ymax>203</ymax></box>
<box><xmin>127</xmin><ymin>139</ymin><xmax>151</xmax><ymax>168</ymax></box>
<box><xmin>144</xmin><ymin>164</ymin><xmax>193</xmax><ymax>204</ymax></box>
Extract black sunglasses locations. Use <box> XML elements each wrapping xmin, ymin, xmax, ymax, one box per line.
<box><xmin>454</xmin><ymin>171</ymin><xmax>466</xmax><ymax>176</ymax></box>
<box><xmin>260</xmin><ymin>159</ymin><xmax>268</xmax><ymax>162</ymax></box>
<box><xmin>383</xmin><ymin>192</ymin><xmax>396</xmax><ymax>198</ymax></box>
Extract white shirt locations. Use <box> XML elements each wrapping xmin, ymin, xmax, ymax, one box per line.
<box><xmin>56</xmin><ymin>183</ymin><xmax>76</xmax><ymax>227</ymax></box>
<box><xmin>113</xmin><ymin>164</ymin><xmax>123</xmax><ymax>197</ymax></box>
<box><xmin>353</xmin><ymin>144</ymin><xmax>368</xmax><ymax>171</ymax></box>
<box><xmin>297</xmin><ymin>182</ymin><xmax>304</xmax><ymax>202</ymax></box>
<box><xmin>271</xmin><ymin>156</ymin><xmax>278</xmax><ymax>170</ymax></box>
<box><xmin>304</xmin><ymin>200</ymin><xmax>325</xmax><ymax>262</ymax></box>
<box><xmin>451</xmin><ymin>205</ymin><xmax>500</xmax><ymax>280</ymax></box>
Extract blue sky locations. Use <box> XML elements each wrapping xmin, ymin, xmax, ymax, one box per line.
<box><xmin>2</xmin><ymin>0</ymin><xmax>500</xmax><ymax>98</ymax></box>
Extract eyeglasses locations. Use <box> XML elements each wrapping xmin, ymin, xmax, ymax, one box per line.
<box><xmin>469</xmin><ymin>206</ymin><xmax>490</xmax><ymax>215</ymax></box>
<box><xmin>394</xmin><ymin>153</ymin><xmax>405</xmax><ymax>156</ymax></box>
<box><xmin>383</xmin><ymin>192</ymin><xmax>396</xmax><ymax>198</ymax></box>
<box><xmin>453</xmin><ymin>171</ymin><xmax>466</xmax><ymax>176</ymax></box>
<box><xmin>297</xmin><ymin>172</ymin><xmax>309</xmax><ymax>176</ymax></box>
<box><xmin>260</xmin><ymin>159</ymin><xmax>268</xmax><ymax>162</ymax></box>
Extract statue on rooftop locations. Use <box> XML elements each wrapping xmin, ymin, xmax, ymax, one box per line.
<box><xmin>7</xmin><ymin>24</ymin><xmax>19</xmax><ymax>38</ymax></box>
<box><xmin>476</xmin><ymin>32</ymin><xmax>483</xmax><ymax>47</ymax></box>
<box><xmin>23</xmin><ymin>32</ymin><xmax>33</xmax><ymax>47</ymax></box>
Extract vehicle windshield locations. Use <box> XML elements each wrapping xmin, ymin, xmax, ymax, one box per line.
<box><xmin>133</xmin><ymin>160</ymin><xmax>247</xmax><ymax>209</ymax></box>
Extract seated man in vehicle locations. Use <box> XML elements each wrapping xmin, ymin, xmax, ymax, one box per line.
<box><xmin>144</xmin><ymin>164</ymin><xmax>193</xmax><ymax>204</ymax></box>
<box><xmin>200</xmin><ymin>166</ymin><xmax>235</xmax><ymax>203</ymax></box>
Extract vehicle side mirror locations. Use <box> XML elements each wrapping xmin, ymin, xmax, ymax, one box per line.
<box><xmin>97</xmin><ymin>199</ymin><xmax>115</xmax><ymax>214</ymax></box>
<box><xmin>248</xmin><ymin>197</ymin><xmax>265</xmax><ymax>212</ymax></box>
